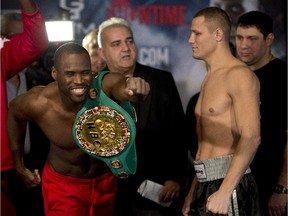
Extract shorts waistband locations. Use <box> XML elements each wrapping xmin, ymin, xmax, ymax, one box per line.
<box><xmin>43</xmin><ymin>162</ymin><xmax>113</xmax><ymax>184</ymax></box>
<box><xmin>193</xmin><ymin>155</ymin><xmax>251</xmax><ymax>182</ymax></box>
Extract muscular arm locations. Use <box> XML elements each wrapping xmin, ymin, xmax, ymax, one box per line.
<box><xmin>223</xmin><ymin>67</ymin><xmax>260</xmax><ymax>189</ymax></box>
<box><xmin>8</xmin><ymin>88</ymin><xmax>44</xmax><ymax>167</ymax></box>
<box><xmin>182</xmin><ymin>176</ymin><xmax>198</xmax><ymax>216</ymax></box>
<box><xmin>207</xmin><ymin>66</ymin><xmax>261</xmax><ymax>213</ymax></box>
<box><xmin>7</xmin><ymin>88</ymin><xmax>45</xmax><ymax>187</ymax></box>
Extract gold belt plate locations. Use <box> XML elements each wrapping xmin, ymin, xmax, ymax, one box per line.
<box><xmin>74</xmin><ymin>106</ymin><xmax>131</xmax><ymax>157</ymax></box>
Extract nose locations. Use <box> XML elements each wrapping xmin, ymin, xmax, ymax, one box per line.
<box><xmin>188</xmin><ymin>34</ymin><xmax>194</xmax><ymax>44</ymax></box>
<box><xmin>238</xmin><ymin>38</ymin><xmax>250</xmax><ymax>49</ymax></box>
<box><xmin>122</xmin><ymin>42</ymin><xmax>130</xmax><ymax>51</ymax></box>
<box><xmin>73</xmin><ymin>73</ymin><xmax>83</xmax><ymax>84</ymax></box>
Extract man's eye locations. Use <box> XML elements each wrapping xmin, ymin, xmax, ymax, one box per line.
<box><xmin>66</xmin><ymin>72</ymin><xmax>74</xmax><ymax>76</ymax></box>
<box><xmin>82</xmin><ymin>71</ymin><xmax>91</xmax><ymax>75</ymax></box>
<box><xmin>127</xmin><ymin>39</ymin><xmax>134</xmax><ymax>44</ymax></box>
<box><xmin>236</xmin><ymin>36</ymin><xmax>243</xmax><ymax>40</ymax></box>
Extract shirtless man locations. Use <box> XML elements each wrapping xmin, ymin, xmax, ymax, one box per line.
<box><xmin>182</xmin><ymin>7</ymin><xmax>261</xmax><ymax>216</ymax></box>
<box><xmin>7</xmin><ymin>42</ymin><xmax>150</xmax><ymax>216</ymax></box>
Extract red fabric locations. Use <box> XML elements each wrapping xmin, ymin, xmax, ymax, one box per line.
<box><xmin>42</xmin><ymin>163</ymin><xmax>117</xmax><ymax>216</ymax></box>
<box><xmin>0</xmin><ymin>5</ymin><xmax>49</xmax><ymax>172</ymax></box>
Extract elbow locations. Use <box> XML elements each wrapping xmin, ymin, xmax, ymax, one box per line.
<box><xmin>253</xmin><ymin>134</ymin><xmax>261</xmax><ymax>149</ymax></box>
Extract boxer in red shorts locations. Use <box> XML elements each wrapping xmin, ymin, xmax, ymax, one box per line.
<box><xmin>7</xmin><ymin>42</ymin><xmax>150</xmax><ymax>216</ymax></box>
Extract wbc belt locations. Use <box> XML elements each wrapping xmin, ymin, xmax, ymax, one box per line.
<box><xmin>73</xmin><ymin>71</ymin><xmax>137</xmax><ymax>179</ymax></box>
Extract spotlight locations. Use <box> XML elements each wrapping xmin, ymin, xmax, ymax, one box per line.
<box><xmin>45</xmin><ymin>20</ymin><xmax>74</xmax><ymax>42</ymax></box>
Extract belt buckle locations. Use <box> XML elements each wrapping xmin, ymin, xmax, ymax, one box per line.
<box><xmin>73</xmin><ymin>106</ymin><xmax>136</xmax><ymax>178</ymax></box>
<box><xmin>74</xmin><ymin>106</ymin><xmax>130</xmax><ymax>157</ymax></box>
<box><xmin>194</xmin><ymin>163</ymin><xmax>207</xmax><ymax>180</ymax></box>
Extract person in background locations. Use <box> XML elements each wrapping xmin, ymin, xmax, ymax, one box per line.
<box><xmin>182</xmin><ymin>7</ymin><xmax>261</xmax><ymax>215</ymax></box>
<box><xmin>82</xmin><ymin>28</ymin><xmax>106</xmax><ymax>75</ymax></box>
<box><xmin>7</xmin><ymin>42</ymin><xmax>150</xmax><ymax>216</ymax></box>
<box><xmin>1</xmin><ymin>0</ymin><xmax>49</xmax><ymax>215</ymax></box>
<box><xmin>235</xmin><ymin>11</ymin><xmax>287</xmax><ymax>216</ymax></box>
<box><xmin>1</xmin><ymin>11</ymin><xmax>53</xmax><ymax>216</ymax></box>
<box><xmin>97</xmin><ymin>17</ymin><xmax>188</xmax><ymax>216</ymax></box>
<box><xmin>209</xmin><ymin>0</ymin><xmax>259</xmax><ymax>44</ymax></box>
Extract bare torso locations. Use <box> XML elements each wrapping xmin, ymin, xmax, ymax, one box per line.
<box><xmin>195</xmin><ymin>63</ymin><xmax>244</xmax><ymax>160</ymax></box>
<box><xmin>32</xmin><ymin>82</ymin><xmax>108</xmax><ymax>178</ymax></box>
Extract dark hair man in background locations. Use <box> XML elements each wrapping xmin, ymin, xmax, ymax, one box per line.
<box><xmin>236</xmin><ymin>11</ymin><xmax>287</xmax><ymax>216</ymax></box>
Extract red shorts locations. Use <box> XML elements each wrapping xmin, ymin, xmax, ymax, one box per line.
<box><xmin>42</xmin><ymin>163</ymin><xmax>117</xmax><ymax>216</ymax></box>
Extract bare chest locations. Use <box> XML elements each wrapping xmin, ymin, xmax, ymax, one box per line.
<box><xmin>37</xmin><ymin>110</ymin><xmax>77</xmax><ymax>149</ymax></box>
<box><xmin>197</xmin><ymin>79</ymin><xmax>231</xmax><ymax>117</ymax></box>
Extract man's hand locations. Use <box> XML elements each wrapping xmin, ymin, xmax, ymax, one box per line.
<box><xmin>103</xmin><ymin>72</ymin><xmax>150</xmax><ymax>102</ymax></box>
<box><xmin>268</xmin><ymin>193</ymin><xmax>287</xmax><ymax>216</ymax></box>
<box><xmin>125</xmin><ymin>77</ymin><xmax>150</xmax><ymax>100</ymax></box>
<box><xmin>19</xmin><ymin>0</ymin><xmax>36</xmax><ymax>14</ymax></box>
<box><xmin>16</xmin><ymin>167</ymin><xmax>41</xmax><ymax>188</ymax></box>
<box><xmin>159</xmin><ymin>180</ymin><xmax>181</xmax><ymax>202</ymax></box>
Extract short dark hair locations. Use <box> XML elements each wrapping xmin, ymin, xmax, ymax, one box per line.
<box><xmin>236</xmin><ymin>11</ymin><xmax>273</xmax><ymax>39</ymax></box>
<box><xmin>193</xmin><ymin>7</ymin><xmax>231</xmax><ymax>42</ymax></box>
<box><xmin>54</xmin><ymin>42</ymin><xmax>90</xmax><ymax>70</ymax></box>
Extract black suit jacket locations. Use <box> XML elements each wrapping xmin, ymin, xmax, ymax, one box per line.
<box><xmin>114</xmin><ymin>62</ymin><xmax>189</xmax><ymax>215</ymax></box>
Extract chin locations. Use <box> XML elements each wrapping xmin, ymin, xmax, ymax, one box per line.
<box><xmin>72</xmin><ymin>95</ymin><xmax>87</xmax><ymax>103</ymax></box>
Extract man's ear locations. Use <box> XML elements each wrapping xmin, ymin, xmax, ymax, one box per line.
<box><xmin>266</xmin><ymin>33</ymin><xmax>274</xmax><ymax>46</ymax></box>
<box><xmin>215</xmin><ymin>28</ymin><xmax>224</xmax><ymax>42</ymax></box>
<box><xmin>51</xmin><ymin>66</ymin><xmax>57</xmax><ymax>80</ymax></box>
<box><xmin>99</xmin><ymin>48</ymin><xmax>107</xmax><ymax>61</ymax></box>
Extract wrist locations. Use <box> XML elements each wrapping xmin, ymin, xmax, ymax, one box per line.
<box><xmin>274</xmin><ymin>184</ymin><xmax>288</xmax><ymax>194</ymax></box>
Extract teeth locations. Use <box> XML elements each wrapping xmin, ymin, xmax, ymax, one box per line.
<box><xmin>72</xmin><ymin>88</ymin><xmax>85</xmax><ymax>95</ymax></box>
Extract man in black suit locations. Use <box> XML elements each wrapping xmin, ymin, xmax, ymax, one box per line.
<box><xmin>97</xmin><ymin>17</ymin><xmax>189</xmax><ymax>216</ymax></box>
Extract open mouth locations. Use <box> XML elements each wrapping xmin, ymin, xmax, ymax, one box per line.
<box><xmin>71</xmin><ymin>87</ymin><xmax>87</xmax><ymax>96</ymax></box>
<box><xmin>122</xmin><ymin>54</ymin><xmax>131</xmax><ymax>59</ymax></box>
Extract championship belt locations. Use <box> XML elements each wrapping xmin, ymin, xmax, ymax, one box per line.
<box><xmin>72</xmin><ymin>71</ymin><xmax>137</xmax><ymax>179</ymax></box>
